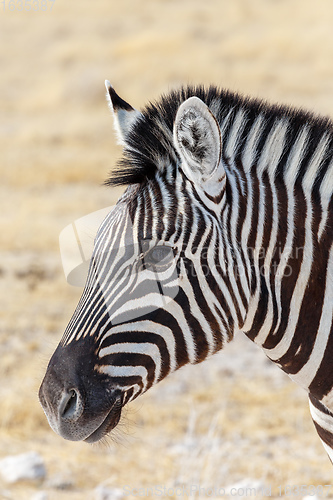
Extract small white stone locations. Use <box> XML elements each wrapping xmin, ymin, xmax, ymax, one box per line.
<box><xmin>225</xmin><ymin>479</ymin><xmax>266</xmax><ymax>498</ymax></box>
<box><xmin>95</xmin><ymin>485</ymin><xmax>124</xmax><ymax>500</ymax></box>
<box><xmin>0</xmin><ymin>452</ymin><xmax>46</xmax><ymax>484</ymax></box>
<box><xmin>31</xmin><ymin>492</ymin><xmax>48</xmax><ymax>500</ymax></box>
<box><xmin>46</xmin><ymin>473</ymin><xmax>73</xmax><ymax>490</ymax></box>
<box><xmin>0</xmin><ymin>490</ymin><xmax>11</xmax><ymax>500</ymax></box>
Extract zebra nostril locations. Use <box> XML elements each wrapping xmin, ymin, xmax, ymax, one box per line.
<box><xmin>60</xmin><ymin>389</ymin><xmax>83</xmax><ymax>421</ymax></box>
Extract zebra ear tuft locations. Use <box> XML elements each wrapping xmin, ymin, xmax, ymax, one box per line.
<box><xmin>173</xmin><ymin>96</ymin><xmax>222</xmax><ymax>186</ymax></box>
<box><xmin>105</xmin><ymin>80</ymin><xmax>142</xmax><ymax>146</ymax></box>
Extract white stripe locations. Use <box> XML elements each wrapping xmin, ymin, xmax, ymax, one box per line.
<box><xmin>223</xmin><ymin>114</ymin><xmax>250</xmax><ymax>310</ymax></box>
<box><xmin>159</xmin><ymin>180</ymin><xmax>173</xmax><ymax>236</ymax></box>
<box><xmin>322</xmin><ymin>441</ymin><xmax>333</xmax><ymax>463</ymax></box>
<box><xmin>254</xmin><ymin>120</ymin><xmax>288</xmax><ymax>344</ymax></box>
<box><xmin>64</xmin><ymin>217</ymin><xmax>136</xmax><ymax>345</ymax></box>
<box><xmin>109</xmin><ymin>290</ymin><xmax>173</xmax><ymax>326</ymax></box>
<box><xmin>242</xmin><ymin>115</ymin><xmax>264</xmax><ymax>173</ymax></box>
<box><xmin>290</xmin><ymin>244</ymin><xmax>333</xmax><ymax>391</ymax></box>
<box><xmin>219</xmin><ymin>108</ymin><xmax>234</xmax><ymax>139</ymax></box>
<box><xmin>257</xmin><ymin>118</ymin><xmax>288</xmax><ymax>177</ymax></box>
<box><xmin>241</xmin><ymin>170</ymin><xmax>266</xmax><ymax>334</ymax></box>
<box><xmin>99</xmin><ymin>342</ymin><xmax>162</xmax><ymax>384</ymax></box>
<box><xmin>221</xmin><ymin>202</ymin><xmax>247</xmax><ymax>322</ymax></box>
<box><xmin>226</xmin><ymin>167</ymin><xmax>249</xmax><ymax>305</ymax></box>
<box><xmin>309</xmin><ymin>397</ymin><xmax>333</xmax><ymax>434</ymax></box>
<box><xmin>225</xmin><ymin>109</ymin><xmax>246</xmax><ymax>160</ymax></box>
<box><xmin>106</xmin><ymin>281</ymin><xmax>197</xmax><ymax>366</ymax></box>
<box><xmin>212</xmin><ymin>212</ymin><xmax>241</xmax><ymax>328</ymax></box>
<box><xmin>266</xmin><ymin>129</ymin><xmax>314</xmax><ymax>360</ymax></box>
<box><xmin>302</xmin><ymin>133</ymin><xmax>329</xmax><ymax>192</ymax></box>
<box><xmin>239</xmin><ymin>176</ymin><xmax>254</xmax><ymax>323</ymax></box>
<box><xmin>240</xmin><ymin>117</ymin><xmax>265</xmax><ymax>332</ymax></box>
<box><xmin>98</xmin><ymin>321</ymin><xmax>177</xmax><ymax>373</ymax></box>
<box><xmin>239</xmin><ymin>117</ymin><xmax>267</xmax><ymax>328</ymax></box>
<box><xmin>98</xmin><ymin>365</ymin><xmax>149</xmax><ymax>392</ymax></box>
<box><xmin>285</xmin><ymin>126</ymin><xmax>309</xmax><ymax>185</ymax></box>
<box><xmin>318</xmin><ymin>158</ymin><xmax>333</xmax><ymax>241</ymax></box>
<box><xmin>216</xmin><ymin>218</ymin><xmax>227</xmax><ymax>275</ymax></box>
<box><xmin>309</xmin><ymin>393</ymin><xmax>333</xmax><ymax>461</ymax></box>
<box><xmin>175</xmin><ymin>260</ymin><xmax>208</xmax><ymax>362</ymax></box>
<box><xmin>225</xmin><ymin>112</ymin><xmax>256</xmax><ymax>303</ymax></box>
<box><xmin>189</xmin><ymin>221</ymin><xmax>219</xmax><ymax>354</ymax></box>
<box><xmin>270</xmin><ymin>127</ymin><xmax>310</xmax><ymax>340</ymax></box>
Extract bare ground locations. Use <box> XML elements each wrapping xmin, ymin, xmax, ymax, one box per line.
<box><xmin>1</xmin><ymin>0</ymin><xmax>333</xmax><ymax>498</ymax></box>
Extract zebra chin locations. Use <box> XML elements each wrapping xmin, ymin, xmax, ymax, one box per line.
<box><xmin>83</xmin><ymin>393</ymin><xmax>123</xmax><ymax>443</ymax></box>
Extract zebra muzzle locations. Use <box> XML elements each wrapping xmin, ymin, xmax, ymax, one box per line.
<box><xmin>39</xmin><ymin>377</ymin><xmax>123</xmax><ymax>442</ymax></box>
<box><xmin>38</xmin><ymin>339</ymin><xmax>125</xmax><ymax>442</ymax></box>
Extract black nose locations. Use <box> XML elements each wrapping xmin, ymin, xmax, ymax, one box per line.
<box><xmin>38</xmin><ymin>369</ymin><xmax>88</xmax><ymax>441</ymax></box>
<box><xmin>39</xmin><ymin>341</ymin><xmax>123</xmax><ymax>442</ymax></box>
<box><xmin>59</xmin><ymin>388</ymin><xmax>83</xmax><ymax>421</ymax></box>
<box><xmin>38</xmin><ymin>342</ymin><xmax>91</xmax><ymax>440</ymax></box>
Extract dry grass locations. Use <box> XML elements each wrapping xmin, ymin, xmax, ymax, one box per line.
<box><xmin>2</xmin><ymin>0</ymin><xmax>333</xmax><ymax>498</ymax></box>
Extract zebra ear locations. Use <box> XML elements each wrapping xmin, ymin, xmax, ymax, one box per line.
<box><xmin>105</xmin><ymin>80</ymin><xmax>142</xmax><ymax>146</ymax></box>
<box><xmin>173</xmin><ymin>96</ymin><xmax>222</xmax><ymax>186</ymax></box>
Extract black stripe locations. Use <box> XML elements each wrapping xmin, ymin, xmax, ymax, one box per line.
<box><xmin>99</xmin><ymin>353</ymin><xmax>156</xmax><ymax>390</ymax></box>
<box><xmin>99</xmin><ymin>331</ymin><xmax>170</xmax><ymax>382</ymax></box>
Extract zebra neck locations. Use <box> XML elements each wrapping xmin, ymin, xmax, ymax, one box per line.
<box><xmin>221</xmin><ymin>110</ymin><xmax>333</xmax><ymax>397</ymax></box>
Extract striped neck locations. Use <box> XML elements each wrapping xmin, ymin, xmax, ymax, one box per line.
<box><xmin>218</xmin><ymin>107</ymin><xmax>333</xmax><ymax>396</ymax></box>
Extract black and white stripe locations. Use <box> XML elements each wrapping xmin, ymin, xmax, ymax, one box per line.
<box><xmin>39</xmin><ymin>84</ymin><xmax>333</xmax><ymax>459</ymax></box>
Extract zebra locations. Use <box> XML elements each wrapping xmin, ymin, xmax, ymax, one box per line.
<box><xmin>39</xmin><ymin>82</ymin><xmax>333</xmax><ymax>464</ymax></box>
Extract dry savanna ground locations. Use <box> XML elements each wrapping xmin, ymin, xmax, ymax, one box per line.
<box><xmin>1</xmin><ymin>0</ymin><xmax>333</xmax><ymax>498</ymax></box>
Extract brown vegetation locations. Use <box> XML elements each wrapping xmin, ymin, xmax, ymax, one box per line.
<box><xmin>1</xmin><ymin>0</ymin><xmax>333</xmax><ymax>497</ymax></box>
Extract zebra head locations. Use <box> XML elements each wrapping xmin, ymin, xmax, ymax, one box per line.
<box><xmin>39</xmin><ymin>84</ymin><xmax>242</xmax><ymax>443</ymax></box>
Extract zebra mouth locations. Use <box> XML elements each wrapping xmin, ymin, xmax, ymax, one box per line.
<box><xmin>84</xmin><ymin>393</ymin><xmax>123</xmax><ymax>443</ymax></box>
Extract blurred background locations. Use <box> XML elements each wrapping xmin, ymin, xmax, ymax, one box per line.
<box><xmin>1</xmin><ymin>0</ymin><xmax>333</xmax><ymax>498</ymax></box>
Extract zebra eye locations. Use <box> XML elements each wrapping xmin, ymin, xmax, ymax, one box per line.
<box><xmin>144</xmin><ymin>246</ymin><xmax>174</xmax><ymax>268</ymax></box>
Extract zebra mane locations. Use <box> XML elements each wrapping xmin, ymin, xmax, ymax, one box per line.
<box><xmin>105</xmin><ymin>85</ymin><xmax>333</xmax><ymax>187</ymax></box>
